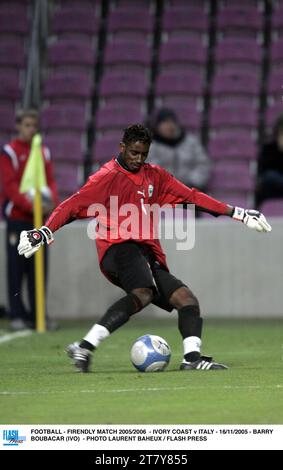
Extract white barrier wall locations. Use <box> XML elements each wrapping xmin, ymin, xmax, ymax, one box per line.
<box><xmin>0</xmin><ymin>218</ymin><xmax>282</xmax><ymax>318</ymax></box>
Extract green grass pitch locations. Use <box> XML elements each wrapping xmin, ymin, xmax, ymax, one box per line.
<box><xmin>0</xmin><ymin>317</ymin><xmax>282</xmax><ymax>424</ymax></box>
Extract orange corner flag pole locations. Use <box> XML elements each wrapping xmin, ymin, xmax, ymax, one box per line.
<box><xmin>33</xmin><ymin>188</ymin><xmax>46</xmax><ymax>333</ymax></box>
<box><xmin>34</xmin><ymin>188</ymin><xmax>46</xmax><ymax>333</ymax></box>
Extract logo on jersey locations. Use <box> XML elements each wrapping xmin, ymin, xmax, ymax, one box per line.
<box><xmin>148</xmin><ymin>184</ymin><xmax>154</xmax><ymax>198</ymax></box>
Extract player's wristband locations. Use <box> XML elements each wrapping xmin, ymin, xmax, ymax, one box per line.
<box><xmin>39</xmin><ymin>226</ymin><xmax>54</xmax><ymax>245</ymax></box>
<box><xmin>232</xmin><ymin>207</ymin><xmax>245</xmax><ymax>222</ymax></box>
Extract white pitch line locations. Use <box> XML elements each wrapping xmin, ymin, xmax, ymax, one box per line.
<box><xmin>0</xmin><ymin>330</ymin><xmax>32</xmax><ymax>345</ymax></box>
<box><xmin>0</xmin><ymin>384</ymin><xmax>282</xmax><ymax>396</ymax></box>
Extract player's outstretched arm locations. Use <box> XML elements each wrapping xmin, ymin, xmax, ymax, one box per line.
<box><xmin>17</xmin><ymin>226</ymin><xmax>54</xmax><ymax>258</ymax></box>
<box><xmin>231</xmin><ymin>206</ymin><xmax>272</xmax><ymax>233</ymax></box>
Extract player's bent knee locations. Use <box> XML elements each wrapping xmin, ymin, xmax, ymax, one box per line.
<box><xmin>132</xmin><ymin>287</ymin><xmax>154</xmax><ymax>307</ymax></box>
<box><xmin>169</xmin><ymin>286</ymin><xmax>199</xmax><ymax>310</ymax></box>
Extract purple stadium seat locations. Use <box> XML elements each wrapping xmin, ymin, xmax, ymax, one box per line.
<box><xmin>0</xmin><ymin>12</ymin><xmax>29</xmax><ymax>35</ymax></box>
<box><xmin>272</xmin><ymin>7</ymin><xmax>283</xmax><ymax>34</ymax></box>
<box><xmin>270</xmin><ymin>39</ymin><xmax>283</xmax><ymax>65</ymax></box>
<box><xmin>44</xmin><ymin>72</ymin><xmax>92</xmax><ymax>100</ymax></box>
<box><xmin>0</xmin><ymin>74</ymin><xmax>21</xmax><ymax>101</ymax></box>
<box><xmin>215</xmin><ymin>38</ymin><xmax>262</xmax><ymax>67</ymax></box>
<box><xmin>260</xmin><ymin>199</ymin><xmax>283</xmax><ymax>217</ymax></box>
<box><xmin>210</xmin><ymin>104</ymin><xmax>258</xmax><ymax>129</ymax></box>
<box><xmin>96</xmin><ymin>105</ymin><xmax>144</xmax><ymax>132</ymax></box>
<box><xmin>48</xmin><ymin>39</ymin><xmax>95</xmax><ymax>68</ymax></box>
<box><xmin>162</xmin><ymin>7</ymin><xmax>209</xmax><ymax>36</ymax></box>
<box><xmin>208</xmin><ymin>134</ymin><xmax>257</xmax><ymax>161</ymax></box>
<box><xmin>0</xmin><ymin>4</ymin><xmax>28</xmax><ymax>17</ymax></box>
<box><xmin>57</xmin><ymin>0</ymin><xmax>100</xmax><ymax>8</ymax></box>
<box><xmin>108</xmin><ymin>10</ymin><xmax>154</xmax><ymax>34</ymax></box>
<box><xmin>159</xmin><ymin>39</ymin><xmax>207</xmax><ymax>69</ymax></box>
<box><xmin>267</xmin><ymin>69</ymin><xmax>283</xmax><ymax>97</ymax></box>
<box><xmin>217</xmin><ymin>7</ymin><xmax>262</xmax><ymax>36</ymax></box>
<box><xmin>155</xmin><ymin>71</ymin><xmax>203</xmax><ymax>98</ymax></box>
<box><xmin>211</xmin><ymin>70</ymin><xmax>259</xmax><ymax>97</ymax></box>
<box><xmin>100</xmin><ymin>72</ymin><xmax>148</xmax><ymax>99</ymax></box>
<box><xmin>104</xmin><ymin>41</ymin><xmax>151</xmax><ymax>69</ymax></box>
<box><xmin>41</xmin><ymin>104</ymin><xmax>87</xmax><ymax>132</ymax></box>
<box><xmin>93</xmin><ymin>135</ymin><xmax>120</xmax><ymax>162</ymax></box>
<box><xmin>265</xmin><ymin>104</ymin><xmax>283</xmax><ymax>129</ymax></box>
<box><xmin>219</xmin><ymin>0</ymin><xmax>261</xmax><ymax>7</ymax></box>
<box><xmin>111</xmin><ymin>0</ymin><xmax>153</xmax><ymax>6</ymax></box>
<box><xmin>210</xmin><ymin>191</ymin><xmax>250</xmax><ymax>209</ymax></box>
<box><xmin>167</xmin><ymin>0</ymin><xmax>208</xmax><ymax>7</ymax></box>
<box><xmin>210</xmin><ymin>161</ymin><xmax>254</xmax><ymax>191</ymax></box>
<box><xmin>0</xmin><ymin>42</ymin><xmax>25</xmax><ymax>67</ymax></box>
<box><xmin>54</xmin><ymin>163</ymin><xmax>81</xmax><ymax>195</ymax></box>
<box><xmin>45</xmin><ymin>135</ymin><xmax>84</xmax><ymax>163</ymax></box>
<box><xmin>109</xmin><ymin>0</ymin><xmax>153</xmax><ymax>8</ymax></box>
<box><xmin>52</xmin><ymin>9</ymin><xmax>99</xmax><ymax>36</ymax></box>
<box><xmin>0</xmin><ymin>105</ymin><xmax>15</xmax><ymax>132</ymax></box>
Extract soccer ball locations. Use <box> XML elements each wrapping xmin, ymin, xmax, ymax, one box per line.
<box><xmin>130</xmin><ymin>334</ymin><xmax>171</xmax><ymax>372</ymax></box>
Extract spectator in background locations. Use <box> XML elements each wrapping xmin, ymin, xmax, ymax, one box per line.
<box><xmin>148</xmin><ymin>108</ymin><xmax>211</xmax><ymax>192</ymax></box>
<box><xmin>255</xmin><ymin>113</ymin><xmax>283</xmax><ymax>208</ymax></box>
<box><xmin>0</xmin><ymin>109</ymin><xmax>58</xmax><ymax>331</ymax></box>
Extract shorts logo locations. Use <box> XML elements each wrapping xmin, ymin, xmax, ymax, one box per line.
<box><xmin>148</xmin><ymin>184</ymin><xmax>154</xmax><ymax>198</ymax></box>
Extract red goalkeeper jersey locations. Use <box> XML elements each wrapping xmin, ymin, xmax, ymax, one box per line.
<box><xmin>46</xmin><ymin>158</ymin><xmax>229</xmax><ymax>271</ymax></box>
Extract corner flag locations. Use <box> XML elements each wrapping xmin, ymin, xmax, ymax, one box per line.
<box><xmin>20</xmin><ymin>134</ymin><xmax>47</xmax><ymax>193</ymax></box>
<box><xmin>20</xmin><ymin>133</ymin><xmax>47</xmax><ymax>333</ymax></box>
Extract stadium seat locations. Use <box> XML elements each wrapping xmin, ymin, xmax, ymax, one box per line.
<box><xmin>0</xmin><ymin>104</ymin><xmax>16</xmax><ymax>132</ymax></box>
<box><xmin>162</xmin><ymin>7</ymin><xmax>209</xmax><ymax>39</ymax></box>
<box><xmin>265</xmin><ymin>103</ymin><xmax>283</xmax><ymax>130</ymax></box>
<box><xmin>44</xmin><ymin>72</ymin><xmax>92</xmax><ymax>100</ymax></box>
<box><xmin>48</xmin><ymin>39</ymin><xmax>95</xmax><ymax>70</ymax></box>
<box><xmin>52</xmin><ymin>8</ymin><xmax>100</xmax><ymax>36</ymax></box>
<box><xmin>107</xmin><ymin>10</ymin><xmax>154</xmax><ymax>37</ymax></box>
<box><xmin>45</xmin><ymin>135</ymin><xmax>84</xmax><ymax>163</ymax></box>
<box><xmin>0</xmin><ymin>11</ymin><xmax>29</xmax><ymax>36</ymax></box>
<box><xmin>93</xmin><ymin>135</ymin><xmax>120</xmax><ymax>163</ymax></box>
<box><xmin>211</xmin><ymin>70</ymin><xmax>259</xmax><ymax>98</ymax></box>
<box><xmin>155</xmin><ymin>70</ymin><xmax>204</xmax><ymax>100</ymax></box>
<box><xmin>270</xmin><ymin>39</ymin><xmax>283</xmax><ymax>66</ymax></box>
<box><xmin>266</xmin><ymin>68</ymin><xmax>283</xmax><ymax>98</ymax></box>
<box><xmin>54</xmin><ymin>163</ymin><xmax>81</xmax><ymax>194</ymax></box>
<box><xmin>104</xmin><ymin>40</ymin><xmax>151</xmax><ymax>71</ymax></box>
<box><xmin>0</xmin><ymin>42</ymin><xmax>25</xmax><ymax>68</ymax></box>
<box><xmin>109</xmin><ymin>0</ymin><xmax>154</xmax><ymax>9</ymax></box>
<box><xmin>41</xmin><ymin>104</ymin><xmax>88</xmax><ymax>132</ymax></box>
<box><xmin>210</xmin><ymin>161</ymin><xmax>254</xmax><ymax>191</ymax></box>
<box><xmin>208</xmin><ymin>133</ymin><xmax>257</xmax><ymax>161</ymax></box>
<box><xmin>260</xmin><ymin>199</ymin><xmax>283</xmax><ymax>216</ymax></box>
<box><xmin>214</xmin><ymin>38</ymin><xmax>262</xmax><ymax>71</ymax></box>
<box><xmin>210</xmin><ymin>104</ymin><xmax>258</xmax><ymax>130</ymax></box>
<box><xmin>271</xmin><ymin>5</ymin><xmax>283</xmax><ymax>37</ymax></box>
<box><xmin>159</xmin><ymin>38</ymin><xmax>207</xmax><ymax>70</ymax></box>
<box><xmin>100</xmin><ymin>72</ymin><xmax>148</xmax><ymax>100</ymax></box>
<box><xmin>0</xmin><ymin>74</ymin><xmax>21</xmax><ymax>101</ymax></box>
<box><xmin>209</xmin><ymin>191</ymin><xmax>250</xmax><ymax>209</ymax></box>
<box><xmin>217</xmin><ymin>6</ymin><xmax>263</xmax><ymax>38</ymax></box>
<box><xmin>96</xmin><ymin>105</ymin><xmax>144</xmax><ymax>132</ymax></box>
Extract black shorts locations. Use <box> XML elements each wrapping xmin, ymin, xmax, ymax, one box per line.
<box><xmin>101</xmin><ymin>242</ymin><xmax>187</xmax><ymax>312</ymax></box>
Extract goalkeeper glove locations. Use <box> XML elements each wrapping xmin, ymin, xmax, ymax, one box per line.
<box><xmin>17</xmin><ymin>226</ymin><xmax>54</xmax><ymax>258</ymax></box>
<box><xmin>232</xmin><ymin>207</ymin><xmax>272</xmax><ymax>233</ymax></box>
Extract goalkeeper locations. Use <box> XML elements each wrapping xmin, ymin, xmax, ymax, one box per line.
<box><xmin>17</xmin><ymin>125</ymin><xmax>272</xmax><ymax>372</ymax></box>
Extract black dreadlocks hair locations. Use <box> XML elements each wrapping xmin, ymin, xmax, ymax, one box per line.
<box><xmin>122</xmin><ymin>124</ymin><xmax>152</xmax><ymax>146</ymax></box>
